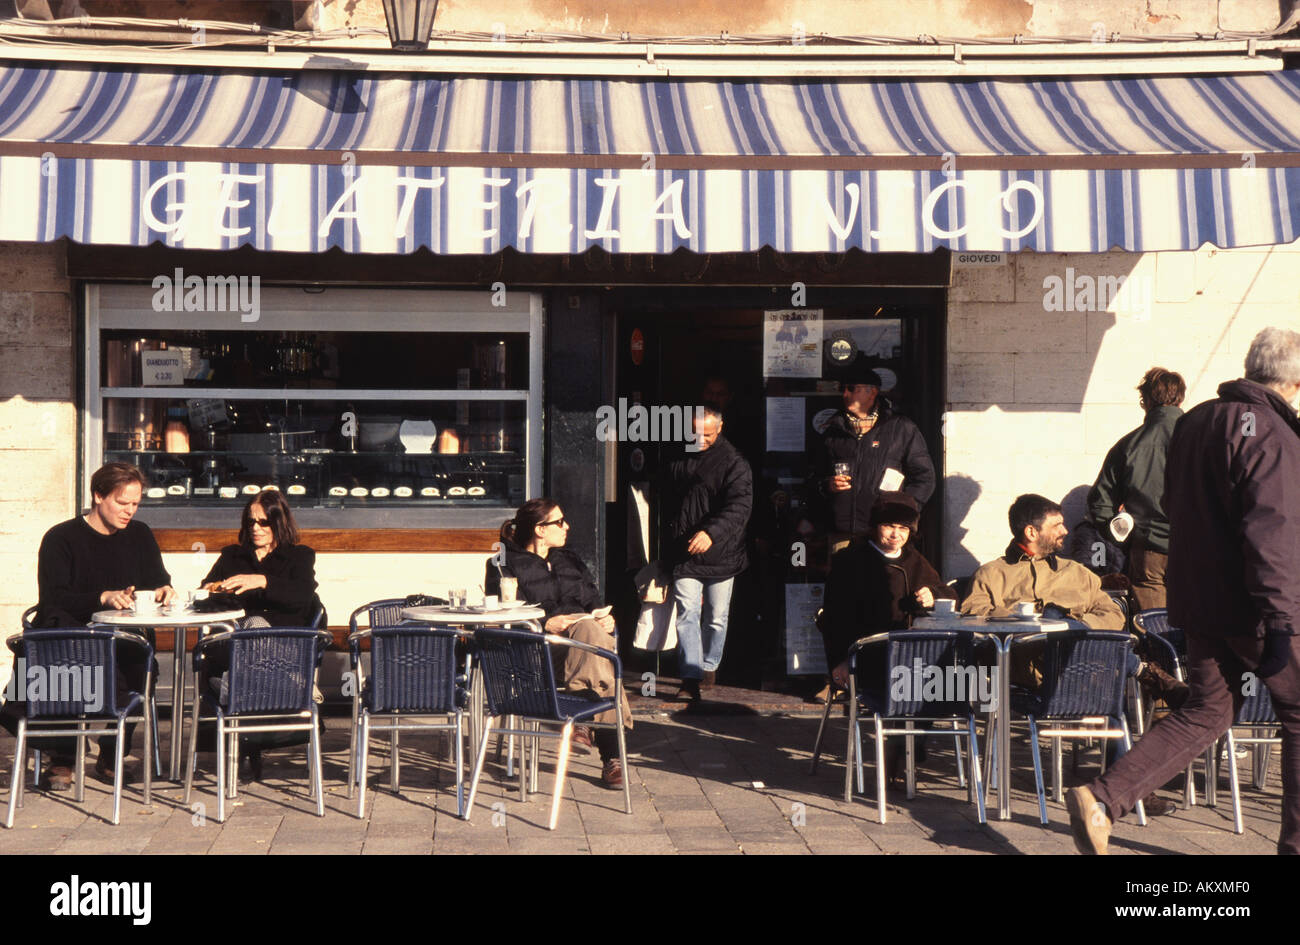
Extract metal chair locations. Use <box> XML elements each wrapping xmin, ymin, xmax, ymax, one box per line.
<box><xmin>464</xmin><ymin>627</ymin><xmax>631</xmax><ymax>830</ymax></box>
<box><xmin>348</xmin><ymin>625</ymin><xmax>467</xmax><ymax>818</ymax></box>
<box><xmin>817</xmin><ymin>630</ymin><xmax>986</xmax><ymax>825</ymax></box>
<box><xmin>1132</xmin><ymin>608</ymin><xmax>1203</xmax><ymax>808</ymax></box>
<box><xmin>183</xmin><ymin>626</ymin><xmax>331</xmax><ymax>822</ymax></box>
<box><xmin>1222</xmin><ymin>684</ymin><xmax>1280</xmax><ymax>835</ymax></box>
<box><xmin>1008</xmin><ymin>629</ymin><xmax>1148</xmax><ymax>826</ymax></box>
<box><xmin>5</xmin><ymin>627</ymin><xmax>154</xmax><ymax>827</ymax></box>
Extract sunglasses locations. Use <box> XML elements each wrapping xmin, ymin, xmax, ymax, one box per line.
<box><xmin>539</xmin><ymin>516</ymin><xmax>567</xmax><ymax>529</ymax></box>
<box><xmin>248</xmin><ymin>517</ymin><xmax>271</xmax><ymax>527</ymax></box>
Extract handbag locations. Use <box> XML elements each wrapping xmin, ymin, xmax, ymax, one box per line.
<box><xmin>633</xmin><ymin>560</ymin><xmax>677</xmax><ymax>651</ymax></box>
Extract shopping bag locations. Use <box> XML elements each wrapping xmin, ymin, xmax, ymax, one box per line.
<box><xmin>634</xmin><ymin>596</ymin><xmax>678</xmax><ymax>651</ymax></box>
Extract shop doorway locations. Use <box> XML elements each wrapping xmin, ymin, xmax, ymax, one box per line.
<box><xmin>605</xmin><ymin>287</ymin><xmax>946</xmax><ymax>693</ymax></box>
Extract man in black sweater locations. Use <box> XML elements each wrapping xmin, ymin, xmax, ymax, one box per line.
<box><xmin>22</xmin><ymin>462</ymin><xmax>175</xmax><ymax>790</ymax></box>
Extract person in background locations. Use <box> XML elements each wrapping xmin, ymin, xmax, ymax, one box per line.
<box><xmin>486</xmin><ymin>498</ymin><xmax>632</xmax><ymax>789</ymax></box>
<box><xmin>1087</xmin><ymin>367</ymin><xmax>1186</xmax><ymax>612</ymax></box>
<box><xmin>663</xmin><ymin>408</ymin><xmax>753</xmax><ymax>702</ymax></box>
<box><xmin>814</xmin><ymin>358</ymin><xmax>935</xmax><ymax>555</ymax></box>
<box><xmin>1069</xmin><ymin>328</ymin><xmax>1300</xmax><ymax>854</ymax></box>
<box><xmin>24</xmin><ymin>462</ymin><xmax>175</xmax><ymax>790</ymax></box>
<box><xmin>198</xmin><ymin>488</ymin><xmax>320</xmax><ymax>780</ymax></box>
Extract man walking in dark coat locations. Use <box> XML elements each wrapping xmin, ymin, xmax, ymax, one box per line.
<box><xmin>814</xmin><ymin>361</ymin><xmax>935</xmax><ymax>554</ymax></box>
<box><xmin>1068</xmin><ymin>327</ymin><xmax>1300</xmax><ymax>854</ymax></box>
<box><xmin>665</xmin><ymin>407</ymin><xmax>752</xmax><ymax>701</ymax></box>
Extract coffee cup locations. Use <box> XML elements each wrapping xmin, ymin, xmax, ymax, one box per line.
<box><xmin>134</xmin><ymin>591</ymin><xmax>161</xmax><ymax>615</ymax></box>
<box><xmin>1013</xmin><ymin>601</ymin><xmax>1037</xmax><ymax>618</ymax></box>
<box><xmin>932</xmin><ymin>598</ymin><xmax>956</xmax><ymax>615</ymax></box>
<box><xmin>483</xmin><ymin>595</ymin><xmax>500</xmax><ymax>611</ymax></box>
<box><xmin>1109</xmin><ymin>512</ymin><xmax>1135</xmax><ymax>542</ymax></box>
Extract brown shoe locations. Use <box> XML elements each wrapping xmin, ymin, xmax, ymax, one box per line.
<box><xmin>1142</xmin><ymin>793</ymin><xmax>1176</xmax><ymax>817</ymax></box>
<box><xmin>41</xmin><ymin>764</ymin><xmax>74</xmax><ymax>793</ymax></box>
<box><xmin>93</xmin><ymin>756</ymin><xmax>139</xmax><ymax>786</ymax></box>
<box><xmin>701</xmin><ymin>671</ymin><xmax>717</xmax><ymax>690</ymax></box>
<box><xmin>601</xmin><ymin>758</ymin><xmax>625</xmax><ymax>789</ymax></box>
<box><xmin>570</xmin><ymin>725</ymin><xmax>595</xmax><ymax>755</ymax></box>
<box><xmin>673</xmin><ymin>680</ymin><xmax>701</xmax><ymax>703</ymax></box>
<box><xmin>1066</xmin><ymin>785</ymin><xmax>1111</xmax><ymax>855</ymax></box>
<box><xmin>1138</xmin><ymin>662</ymin><xmax>1190</xmax><ymax>711</ymax></box>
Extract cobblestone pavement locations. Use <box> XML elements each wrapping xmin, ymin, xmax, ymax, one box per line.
<box><xmin>0</xmin><ymin>706</ymin><xmax>1282</xmax><ymax>854</ymax></box>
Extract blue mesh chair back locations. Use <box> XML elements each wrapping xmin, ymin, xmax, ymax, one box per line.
<box><xmin>1133</xmin><ymin>608</ymin><xmax>1186</xmax><ymax>677</ymax></box>
<box><xmin>1238</xmin><ymin>684</ymin><xmax>1277</xmax><ymax>726</ymax></box>
<box><xmin>349</xmin><ymin>596</ymin><xmax>446</xmax><ymax>634</ymax></box>
<box><xmin>366</xmin><ymin>626</ymin><xmax>460</xmax><ymax>714</ymax></box>
<box><xmin>22</xmin><ymin>629</ymin><xmax>126</xmax><ymax>718</ymax></box>
<box><xmin>1029</xmin><ymin>630</ymin><xmax>1131</xmax><ymax>720</ymax></box>
<box><xmin>472</xmin><ymin>628</ymin><xmax>563</xmax><ymax>720</ymax></box>
<box><xmin>225</xmin><ymin>628</ymin><xmax>323</xmax><ymax>715</ymax></box>
<box><xmin>866</xmin><ymin>631</ymin><xmax>978</xmax><ymax>717</ymax></box>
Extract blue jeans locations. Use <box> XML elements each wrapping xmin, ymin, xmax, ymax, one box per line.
<box><xmin>674</xmin><ymin>576</ymin><xmax>735</xmax><ymax>680</ymax></box>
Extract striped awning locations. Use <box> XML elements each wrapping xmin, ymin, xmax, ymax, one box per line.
<box><xmin>0</xmin><ymin>62</ymin><xmax>1298</xmax><ymax>254</ymax></box>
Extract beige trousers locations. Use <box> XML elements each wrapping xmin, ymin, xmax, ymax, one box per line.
<box><xmin>557</xmin><ymin>617</ymin><xmax>633</xmax><ymax>730</ymax></box>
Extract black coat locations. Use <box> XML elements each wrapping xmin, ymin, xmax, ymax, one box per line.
<box><xmin>485</xmin><ymin>543</ymin><xmax>600</xmax><ymax>620</ymax></box>
<box><xmin>1165</xmin><ymin>379</ymin><xmax>1300</xmax><ymax>639</ymax></box>
<box><xmin>813</xmin><ymin>404</ymin><xmax>936</xmax><ymax>537</ymax></box>
<box><xmin>201</xmin><ymin>543</ymin><xmax>319</xmax><ymax>627</ymax></box>
<box><xmin>664</xmin><ymin>435</ymin><xmax>753</xmax><ymax>580</ymax></box>
<box><xmin>821</xmin><ymin>541</ymin><xmax>955</xmax><ymax>667</ymax></box>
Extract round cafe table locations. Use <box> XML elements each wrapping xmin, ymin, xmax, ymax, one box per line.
<box><xmin>91</xmin><ymin>607</ymin><xmax>244</xmax><ymax>781</ymax></box>
<box><xmin>398</xmin><ymin>603</ymin><xmax>547</xmax><ymax>780</ymax></box>
<box><xmin>911</xmin><ymin>612</ymin><xmax>1070</xmax><ymax>821</ymax></box>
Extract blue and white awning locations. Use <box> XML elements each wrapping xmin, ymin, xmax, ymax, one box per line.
<box><xmin>0</xmin><ymin>63</ymin><xmax>1297</xmax><ymax>254</ymax></box>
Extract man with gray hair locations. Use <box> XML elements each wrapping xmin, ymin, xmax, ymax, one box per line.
<box><xmin>1069</xmin><ymin>327</ymin><xmax>1300</xmax><ymax>854</ymax></box>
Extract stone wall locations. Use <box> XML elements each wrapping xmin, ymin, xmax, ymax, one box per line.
<box><xmin>0</xmin><ymin>240</ymin><xmax>75</xmax><ymax>684</ymax></box>
<box><xmin>943</xmin><ymin>240</ymin><xmax>1300</xmax><ymax>577</ymax></box>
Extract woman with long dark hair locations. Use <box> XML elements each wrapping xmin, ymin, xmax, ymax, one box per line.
<box><xmin>486</xmin><ymin>497</ymin><xmax>632</xmax><ymax>788</ymax></box>
<box><xmin>202</xmin><ymin>488</ymin><xmax>318</xmax><ymax>626</ymax></box>
<box><xmin>199</xmin><ymin>489</ymin><xmax>320</xmax><ymax>778</ymax></box>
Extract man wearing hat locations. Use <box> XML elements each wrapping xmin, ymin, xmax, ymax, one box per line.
<box><xmin>814</xmin><ymin>360</ymin><xmax>936</xmax><ymax>556</ymax></box>
<box><xmin>821</xmin><ymin>492</ymin><xmax>956</xmax><ymax>688</ymax></box>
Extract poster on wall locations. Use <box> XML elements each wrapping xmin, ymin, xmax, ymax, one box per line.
<box><xmin>785</xmin><ymin>583</ymin><xmax>828</xmax><ymax>676</ymax></box>
<box><xmin>763</xmin><ymin>309</ymin><xmax>823</xmax><ymax>377</ymax></box>
<box><xmin>765</xmin><ymin>397</ymin><xmax>806</xmax><ymax>453</ymax></box>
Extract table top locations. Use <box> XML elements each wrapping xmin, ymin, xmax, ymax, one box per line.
<box><xmin>912</xmin><ymin>613</ymin><xmax>1072</xmax><ymax>633</ymax></box>
<box><xmin>400</xmin><ymin>604</ymin><xmax>546</xmax><ymax>625</ymax></box>
<box><xmin>90</xmin><ymin>608</ymin><xmax>244</xmax><ymax>627</ymax></box>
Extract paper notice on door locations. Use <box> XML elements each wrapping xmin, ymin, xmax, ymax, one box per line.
<box><xmin>763</xmin><ymin>309</ymin><xmax>823</xmax><ymax>377</ymax></box>
<box><xmin>784</xmin><ymin>583</ymin><xmax>828</xmax><ymax>676</ymax></box>
<box><xmin>880</xmin><ymin>467</ymin><xmax>905</xmax><ymax>492</ymax></box>
<box><xmin>765</xmin><ymin>397</ymin><xmax>806</xmax><ymax>453</ymax></box>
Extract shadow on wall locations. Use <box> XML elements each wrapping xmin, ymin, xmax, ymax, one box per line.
<box><xmin>942</xmin><ymin>473</ymin><xmax>981</xmax><ymax>580</ymax></box>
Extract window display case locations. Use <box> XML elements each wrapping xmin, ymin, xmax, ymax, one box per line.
<box><xmin>85</xmin><ymin>286</ymin><xmax>543</xmax><ymax>526</ymax></box>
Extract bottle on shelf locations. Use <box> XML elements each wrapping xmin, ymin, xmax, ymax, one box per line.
<box><xmin>164</xmin><ymin>406</ymin><xmax>190</xmax><ymax>453</ymax></box>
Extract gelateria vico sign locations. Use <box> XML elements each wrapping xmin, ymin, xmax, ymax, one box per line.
<box><xmin>140</xmin><ymin>170</ymin><xmax>1046</xmax><ymax>245</ymax></box>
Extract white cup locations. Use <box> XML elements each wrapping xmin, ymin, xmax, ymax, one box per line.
<box><xmin>932</xmin><ymin>598</ymin><xmax>956</xmax><ymax>615</ymax></box>
<box><xmin>499</xmin><ymin>577</ymin><xmax>519</xmax><ymax>603</ymax></box>
<box><xmin>1109</xmin><ymin>511</ymin><xmax>1135</xmax><ymax>542</ymax></box>
<box><xmin>483</xmin><ymin>595</ymin><xmax>500</xmax><ymax>611</ymax></box>
<box><xmin>134</xmin><ymin>591</ymin><xmax>161</xmax><ymax>615</ymax></box>
<box><xmin>1014</xmin><ymin>601</ymin><xmax>1037</xmax><ymax>618</ymax></box>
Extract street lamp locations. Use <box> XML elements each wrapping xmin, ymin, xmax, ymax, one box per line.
<box><xmin>381</xmin><ymin>0</ymin><xmax>440</xmax><ymax>50</ymax></box>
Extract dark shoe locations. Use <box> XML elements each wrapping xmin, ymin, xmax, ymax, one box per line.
<box><xmin>42</xmin><ymin>764</ymin><xmax>74</xmax><ymax>793</ymax></box>
<box><xmin>601</xmin><ymin>759</ymin><xmax>625</xmax><ymax>789</ymax></box>
<box><xmin>701</xmin><ymin>671</ymin><xmax>717</xmax><ymax>690</ymax></box>
<box><xmin>675</xmin><ymin>680</ymin><xmax>701</xmax><ymax>703</ymax></box>
<box><xmin>1138</xmin><ymin>662</ymin><xmax>1189</xmax><ymax>711</ymax></box>
<box><xmin>1066</xmin><ymin>785</ymin><xmax>1111</xmax><ymax>855</ymax></box>
<box><xmin>238</xmin><ymin>749</ymin><xmax>263</xmax><ymax>783</ymax></box>
<box><xmin>1141</xmin><ymin>793</ymin><xmax>1176</xmax><ymax>816</ymax></box>
<box><xmin>570</xmin><ymin>725</ymin><xmax>595</xmax><ymax>755</ymax></box>
<box><xmin>93</xmin><ymin>756</ymin><xmax>139</xmax><ymax>786</ymax></box>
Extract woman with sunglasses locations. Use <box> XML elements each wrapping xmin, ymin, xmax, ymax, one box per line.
<box><xmin>199</xmin><ymin>489</ymin><xmax>320</xmax><ymax>778</ymax></box>
<box><xmin>486</xmin><ymin>497</ymin><xmax>632</xmax><ymax>788</ymax></box>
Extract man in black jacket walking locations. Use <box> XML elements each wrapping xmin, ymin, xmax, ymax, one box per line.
<box><xmin>814</xmin><ymin>362</ymin><xmax>935</xmax><ymax>554</ymax></box>
<box><xmin>666</xmin><ymin>407</ymin><xmax>752</xmax><ymax>701</ymax></box>
<box><xmin>1068</xmin><ymin>327</ymin><xmax>1300</xmax><ymax>855</ymax></box>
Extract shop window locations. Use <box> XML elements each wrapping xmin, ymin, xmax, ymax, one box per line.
<box><xmin>84</xmin><ymin>285</ymin><xmax>543</xmax><ymax>524</ymax></box>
